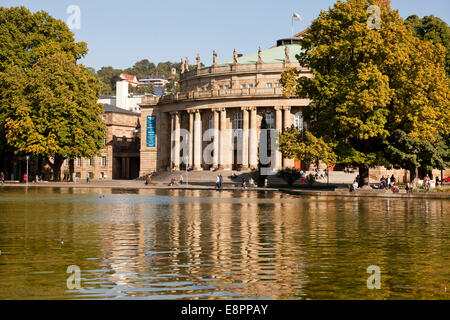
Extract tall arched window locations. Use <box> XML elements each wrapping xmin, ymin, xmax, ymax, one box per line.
<box><xmin>233</xmin><ymin>112</ymin><xmax>243</xmax><ymax>130</ymax></box>
<box><xmin>294</xmin><ymin>112</ymin><xmax>304</xmax><ymax>130</ymax></box>
<box><xmin>265</xmin><ymin>111</ymin><xmax>275</xmax><ymax>129</ymax></box>
<box><xmin>233</xmin><ymin>112</ymin><xmax>243</xmax><ymax>139</ymax></box>
<box><xmin>207</xmin><ymin>115</ymin><xmax>214</xmax><ymax>140</ymax></box>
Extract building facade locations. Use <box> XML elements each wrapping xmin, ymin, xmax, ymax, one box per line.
<box><xmin>139</xmin><ymin>40</ymin><xmax>314</xmax><ymax>175</ymax></box>
<box><xmin>60</xmin><ymin>104</ymin><xmax>141</xmax><ymax>180</ymax></box>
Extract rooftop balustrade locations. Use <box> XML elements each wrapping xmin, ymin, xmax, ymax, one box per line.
<box><xmin>141</xmin><ymin>87</ymin><xmax>286</xmax><ymax>106</ymax></box>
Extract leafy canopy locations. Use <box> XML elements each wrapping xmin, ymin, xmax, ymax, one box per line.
<box><xmin>280</xmin><ymin>0</ymin><xmax>449</xmax><ymax>170</ymax></box>
<box><xmin>2</xmin><ymin>53</ymin><xmax>105</xmax><ymax>159</ymax></box>
<box><xmin>0</xmin><ymin>6</ymin><xmax>105</xmax><ymax>172</ymax></box>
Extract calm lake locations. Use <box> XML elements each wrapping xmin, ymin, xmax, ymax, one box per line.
<box><xmin>0</xmin><ymin>187</ymin><xmax>448</xmax><ymax>300</ymax></box>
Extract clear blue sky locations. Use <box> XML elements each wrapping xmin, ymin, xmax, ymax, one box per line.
<box><xmin>2</xmin><ymin>0</ymin><xmax>449</xmax><ymax>70</ymax></box>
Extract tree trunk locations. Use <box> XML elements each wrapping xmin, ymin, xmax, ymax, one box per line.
<box><xmin>410</xmin><ymin>166</ymin><xmax>419</xmax><ymax>187</ymax></box>
<box><xmin>46</xmin><ymin>155</ymin><xmax>65</xmax><ymax>182</ymax></box>
<box><xmin>358</xmin><ymin>164</ymin><xmax>370</xmax><ymax>188</ymax></box>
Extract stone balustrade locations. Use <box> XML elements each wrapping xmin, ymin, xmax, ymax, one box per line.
<box><xmin>141</xmin><ymin>87</ymin><xmax>285</xmax><ymax>106</ymax></box>
<box><xmin>180</xmin><ymin>62</ymin><xmax>306</xmax><ymax>81</ymax></box>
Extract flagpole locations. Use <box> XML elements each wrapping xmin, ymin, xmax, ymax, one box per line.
<box><xmin>291</xmin><ymin>15</ymin><xmax>294</xmax><ymax>37</ymax></box>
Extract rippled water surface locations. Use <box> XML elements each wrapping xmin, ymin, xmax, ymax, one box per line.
<box><xmin>0</xmin><ymin>187</ymin><xmax>448</xmax><ymax>300</ymax></box>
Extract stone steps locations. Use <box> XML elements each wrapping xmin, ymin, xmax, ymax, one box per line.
<box><xmin>146</xmin><ymin>170</ymin><xmax>362</xmax><ymax>185</ymax></box>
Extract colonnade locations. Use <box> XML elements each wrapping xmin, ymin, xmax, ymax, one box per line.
<box><xmin>169</xmin><ymin>106</ymin><xmax>294</xmax><ymax>171</ymax></box>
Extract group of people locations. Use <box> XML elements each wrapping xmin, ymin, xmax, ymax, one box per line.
<box><xmin>0</xmin><ymin>172</ymin><xmax>42</xmax><ymax>184</ymax></box>
<box><xmin>313</xmin><ymin>168</ymin><xmax>328</xmax><ymax>180</ymax></box>
<box><xmin>380</xmin><ymin>175</ymin><xmax>395</xmax><ymax>189</ymax></box>
<box><xmin>379</xmin><ymin>175</ymin><xmax>400</xmax><ymax>193</ymax></box>
<box><xmin>241</xmin><ymin>177</ymin><xmax>255</xmax><ymax>189</ymax></box>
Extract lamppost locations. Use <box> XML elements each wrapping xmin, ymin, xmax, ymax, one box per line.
<box><xmin>26</xmin><ymin>155</ymin><xmax>29</xmax><ymax>186</ymax></box>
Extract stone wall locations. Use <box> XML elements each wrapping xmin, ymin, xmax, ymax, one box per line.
<box><xmin>61</xmin><ymin>111</ymin><xmax>140</xmax><ymax>181</ymax></box>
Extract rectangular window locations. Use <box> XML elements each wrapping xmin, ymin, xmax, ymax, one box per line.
<box><xmin>102</xmin><ymin>157</ymin><xmax>107</xmax><ymax>167</ymax></box>
<box><xmin>266</xmin><ymin>83</ymin><xmax>273</xmax><ymax>88</ymax></box>
<box><xmin>77</xmin><ymin>158</ymin><xmax>82</xmax><ymax>167</ymax></box>
<box><xmin>248</xmin><ymin>84</ymin><xmax>254</xmax><ymax>88</ymax></box>
<box><xmin>275</xmin><ymin>83</ymin><xmax>281</xmax><ymax>87</ymax></box>
<box><xmin>241</xmin><ymin>84</ymin><xmax>247</xmax><ymax>89</ymax></box>
<box><xmin>89</xmin><ymin>158</ymin><xmax>94</xmax><ymax>166</ymax></box>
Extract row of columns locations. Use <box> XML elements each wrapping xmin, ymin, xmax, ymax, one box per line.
<box><xmin>170</xmin><ymin>107</ymin><xmax>293</xmax><ymax>171</ymax></box>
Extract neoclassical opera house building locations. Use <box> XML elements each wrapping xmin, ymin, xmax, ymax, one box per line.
<box><xmin>139</xmin><ymin>36</ymin><xmax>312</xmax><ymax>175</ymax></box>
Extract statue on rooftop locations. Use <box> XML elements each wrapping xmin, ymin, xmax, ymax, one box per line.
<box><xmin>285</xmin><ymin>46</ymin><xmax>290</xmax><ymax>63</ymax></box>
<box><xmin>258</xmin><ymin>47</ymin><xmax>263</xmax><ymax>64</ymax></box>
<box><xmin>181</xmin><ymin>58</ymin><xmax>185</xmax><ymax>74</ymax></box>
<box><xmin>185</xmin><ymin>57</ymin><xmax>189</xmax><ymax>72</ymax></box>
<box><xmin>196</xmin><ymin>54</ymin><xmax>201</xmax><ymax>70</ymax></box>
<box><xmin>233</xmin><ymin>49</ymin><xmax>238</xmax><ymax>64</ymax></box>
<box><xmin>213</xmin><ymin>50</ymin><xmax>217</xmax><ymax>66</ymax></box>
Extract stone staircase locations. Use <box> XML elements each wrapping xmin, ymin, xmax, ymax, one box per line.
<box><xmin>145</xmin><ymin>170</ymin><xmax>361</xmax><ymax>186</ymax></box>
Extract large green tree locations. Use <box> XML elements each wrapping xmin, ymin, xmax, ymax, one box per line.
<box><xmin>405</xmin><ymin>14</ymin><xmax>450</xmax><ymax>76</ymax></box>
<box><xmin>0</xmin><ymin>7</ymin><xmax>105</xmax><ymax>181</ymax></box>
<box><xmin>280</xmin><ymin>0</ymin><xmax>449</xmax><ymax>186</ymax></box>
<box><xmin>0</xmin><ymin>6</ymin><xmax>87</xmax><ymax>154</ymax></box>
<box><xmin>1</xmin><ymin>53</ymin><xmax>105</xmax><ymax>181</ymax></box>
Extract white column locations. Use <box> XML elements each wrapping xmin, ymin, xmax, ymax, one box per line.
<box><xmin>194</xmin><ymin>110</ymin><xmax>203</xmax><ymax>171</ymax></box>
<box><xmin>241</xmin><ymin>107</ymin><xmax>249</xmax><ymax>170</ymax></box>
<box><xmin>249</xmin><ymin>107</ymin><xmax>258</xmax><ymax>169</ymax></box>
<box><xmin>283</xmin><ymin>106</ymin><xmax>294</xmax><ymax>169</ymax></box>
<box><xmin>219</xmin><ymin>108</ymin><xmax>230</xmax><ymax>170</ymax></box>
<box><xmin>170</xmin><ymin>113</ymin><xmax>175</xmax><ymax>168</ymax></box>
<box><xmin>274</xmin><ymin>106</ymin><xmax>283</xmax><ymax>172</ymax></box>
<box><xmin>188</xmin><ymin>110</ymin><xmax>194</xmax><ymax>169</ymax></box>
<box><xmin>213</xmin><ymin>109</ymin><xmax>219</xmax><ymax>169</ymax></box>
<box><xmin>174</xmin><ymin>112</ymin><xmax>181</xmax><ymax>170</ymax></box>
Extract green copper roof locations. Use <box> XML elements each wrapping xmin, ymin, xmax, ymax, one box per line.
<box><xmin>217</xmin><ymin>44</ymin><xmax>303</xmax><ymax>66</ymax></box>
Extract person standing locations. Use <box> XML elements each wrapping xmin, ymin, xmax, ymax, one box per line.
<box><xmin>380</xmin><ymin>176</ymin><xmax>385</xmax><ymax>189</ymax></box>
<box><xmin>179</xmin><ymin>175</ymin><xmax>184</xmax><ymax>185</ymax></box>
<box><xmin>219</xmin><ymin>174</ymin><xmax>223</xmax><ymax>189</ymax></box>
<box><xmin>1</xmin><ymin>172</ymin><xmax>4</xmax><ymax>185</ymax></box>
<box><xmin>424</xmin><ymin>174</ymin><xmax>430</xmax><ymax>192</ymax></box>
<box><xmin>215</xmin><ymin>175</ymin><xmax>220</xmax><ymax>190</ymax></box>
<box><xmin>23</xmin><ymin>173</ymin><xmax>27</xmax><ymax>183</ymax></box>
<box><xmin>86</xmin><ymin>173</ymin><xmax>90</xmax><ymax>184</ymax></box>
<box><xmin>391</xmin><ymin>174</ymin><xmax>396</xmax><ymax>184</ymax></box>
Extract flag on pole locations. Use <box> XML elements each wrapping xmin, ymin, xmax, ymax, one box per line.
<box><xmin>293</xmin><ymin>12</ymin><xmax>302</xmax><ymax>21</ymax></box>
